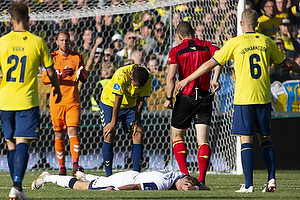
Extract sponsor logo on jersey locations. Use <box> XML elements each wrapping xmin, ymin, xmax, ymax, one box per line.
<box><xmin>113</xmin><ymin>83</ymin><xmax>121</xmax><ymax>90</ymax></box>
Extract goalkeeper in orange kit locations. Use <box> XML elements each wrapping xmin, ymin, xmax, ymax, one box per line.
<box><xmin>42</xmin><ymin>30</ymin><xmax>87</xmax><ymax>176</ymax></box>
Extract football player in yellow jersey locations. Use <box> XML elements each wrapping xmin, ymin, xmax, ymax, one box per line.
<box><xmin>100</xmin><ymin>64</ymin><xmax>151</xmax><ymax>177</ymax></box>
<box><xmin>175</xmin><ymin>9</ymin><xmax>300</xmax><ymax>193</ymax></box>
<box><xmin>0</xmin><ymin>2</ymin><xmax>61</xmax><ymax>200</ymax></box>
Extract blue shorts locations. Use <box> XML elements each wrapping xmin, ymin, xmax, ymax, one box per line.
<box><xmin>100</xmin><ymin>101</ymin><xmax>136</xmax><ymax>133</ymax></box>
<box><xmin>231</xmin><ymin>103</ymin><xmax>271</xmax><ymax>137</ymax></box>
<box><xmin>1</xmin><ymin>106</ymin><xmax>40</xmax><ymax>141</ymax></box>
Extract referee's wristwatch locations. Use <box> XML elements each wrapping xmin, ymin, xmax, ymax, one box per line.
<box><xmin>166</xmin><ymin>96</ymin><xmax>173</xmax><ymax>101</ymax></box>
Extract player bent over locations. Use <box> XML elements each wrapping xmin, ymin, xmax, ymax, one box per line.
<box><xmin>31</xmin><ymin>170</ymin><xmax>210</xmax><ymax>191</ymax></box>
<box><xmin>100</xmin><ymin>64</ymin><xmax>151</xmax><ymax>176</ymax></box>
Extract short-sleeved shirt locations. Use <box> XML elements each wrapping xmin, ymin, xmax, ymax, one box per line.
<box><xmin>213</xmin><ymin>32</ymin><xmax>286</xmax><ymax>105</ymax></box>
<box><xmin>168</xmin><ymin>38</ymin><xmax>219</xmax><ymax>96</ymax></box>
<box><xmin>89</xmin><ymin>170</ymin><xmax>186</xmax><ymax>190</ymax></box>
<box><xmin>0</xmin><ymin>31</ymin><xmax>53</xmax><ymax>110</ymax></box>
<box><xmin>101</xmin><ymin>64</ymin><xmax>151</xmax><ymax>109</ymax></box>
<box><xmin>256</xmin><ymin>15</ymin><xmax>281</xmax><ymax>38</ymax></box>
<box><xmin>42</xmin><ymin>50</ymin><xmax>84</xmax><ymax>106</ymax></box>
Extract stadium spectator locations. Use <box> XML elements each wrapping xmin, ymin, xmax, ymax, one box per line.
<box><xmin>78</xmin><ymin>28</ymin><xmax>94</xmax><ymax>62</ymax></box>
<box><xmin>175</xmin><ymin>9</ymin><xmax>300</xmax><ymax>193</ymax></box>
<box><xmin>270</xmin><ymin>37</ymin><xmax>292</xmax><ymax>82</ymax></box>
<box><xmin>69</xmin><ymin>28</ymin><xmax>79</xmax><ymax>51</ymax></box>
<box><xmin>86</xmin><ymin>37</ymin><xmax>103</xmax><ymax>71</ymax></box>
<box><xmin>90</xmin><ymin>62</ymin><xmax>116</xmax><ymax>111</ymax></box>
<box><xmin>195</xmin><ymin>22</ymin><xmax>204</xmax><ymax>40</ymax></box>
<box><xmin>153</xmin><ymin>21</ymin><xmax>170</xmax><ymax>65</ymax></box>
<box><xmin>100</xmin><ymin>64</ymin><xmax>151</xmax><ymax>177</ymax></box>
<box><xmin>146</xmin><ymin>54</ymin><xmax>167</xmax><ymax>111</ymax></box>
<box><xmin>42</xmin><ymin>30</ymin><xmax>87</xmax><ymax>177</ymax></box>
<box><xmin>202</xmin><ymin>12</ymin><xmax>217</xmax><ymax>42</ymax></box>
<box><xmin>98</xmin><ymin>14</ymin><xmax>119</xmax><ymax>49</ymax></box>
<box><xmin>31</xmin><ymin>170</ymin><xmax>209</xmax><ymax>191</ymax></box>
<box><xmin>127</xmin><ymin>45</ymin><xmax>146</xmax><ymax>66</ymax></box>
<box><xmin>111</xmin><ymin>33</ymin><xmax>124</xmax><ymax>67</ymax></box>
<box><xmin>164</xmin><ymin>21</ymin><xmax>221</xmax><ymax>188</ymax></box>
<box><xmin>274</xmin><ymin>18</ymin><xmax>300</xmax><ymax>55</ymax></box>
<box><xmin>1</xmin><ymin>2</ymin><xmax>61</xmax><ymax>199</ymax></box>
<box><xmin>92</xmin><ymin>15</ymin><xmax>103</xmax><ymax>34</ymax></box>
<box><xmin>136</xmin><ymin>20</ymin><xmax>156</xmax><ymax>55</ymax></box>
<box><xmin>256</xmin><ymin>0</ymin><xmax>281</xmax><ymax>38</ymax></box>
<box><xmin>275</xmin><ymin>0</ymin><xmax>288</xmax><ymax>18</ymax></box>
<box><xmin>172</xmin><ymin>12</ymin><xmax>183</xmax><ymax>31</ymax></box>
<box><xmin>116</xmin><ymin>30</ymin><xmax>137</xmax><ymax>64</ymax></box>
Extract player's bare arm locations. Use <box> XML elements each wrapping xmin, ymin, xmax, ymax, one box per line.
<box><xmin>175</xmin><ymin>59</ymin><xmax>218</xmax><ymax>92</ymax></box>
<box><xmin>103</xmin><ymin>95</ymin><xmax>123</xmax><ymax>138</ymax></box>
<box><xmin>164</xmin><ymin>63</ymin><xmax>178</xmax><ymax>109</ymax></box>
<box><xmin>46</xmin><ymin>66</ymin><xmax>62</xmax><ymax>103</ymax></box>
<box><xmin>106</xmin><ymin>184</ymin><xmax>142</xmax><ymax>191</ymax></box>
<box><xmin>211</xmin><ymin>65</ymin><xmax>222</xmax><ymax>93</ymax></box>
<box><xmin>283</xmin><ymin>58</ymin><xmax>300</xmax><ymax>73</ymax></box>
<box><xmin>133</xmin><ymin>96</ymin><xmax>145</xmax><ymax>136</ymax></box>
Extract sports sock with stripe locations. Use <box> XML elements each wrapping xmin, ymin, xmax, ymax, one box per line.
<box><xmin>173</xmin><ymin>140</ymin><xmax>189</xmax><ymax>175</ymax></box>
<box><xmin>241</xmin><ymin>143</ymin><xmax>253</xmax><ymax>189</ymax></box>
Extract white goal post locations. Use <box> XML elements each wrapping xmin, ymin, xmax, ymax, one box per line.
<box><xmin>0</xmin><ymin>0</ymin><xmax>239</xmax><ymax>174</ymax></box>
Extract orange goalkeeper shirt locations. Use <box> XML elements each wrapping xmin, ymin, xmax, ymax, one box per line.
<box><xmin>42</xmin><ymin>50</ymin><xmax>85</xmax><ymax>106</ymax></box>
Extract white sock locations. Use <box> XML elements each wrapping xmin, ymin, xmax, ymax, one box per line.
<box><xmin>45</xmin><ymin>175</ymin><xmax>74</xmax><ymax>188</ymax></box>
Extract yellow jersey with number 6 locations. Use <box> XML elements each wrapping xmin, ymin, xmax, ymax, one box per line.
<box><xmin>0</xmin><ymin>31</ymin><xmax>53</xmax><ymax>110</ymax></box>
<box><xmin>213</xmin><ymin>32</ymin><xmax>286</xmax><ymax>105</ymax></box>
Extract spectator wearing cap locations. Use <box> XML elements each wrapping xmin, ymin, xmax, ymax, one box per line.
<box><xmin>270</xmin><ymin>37</ymin><xmax>292</xmax><ymax>82</ymax></box>
<box><xmin>112</xmin><ymin>33</ymin><xmax>124</xmax><ymax>67</ymax></box>
<box><xmin>256</xmin><ymin>0</ymin><xmax>282</xmax><ymax>38</ymax></box>
<box><xmin>274</xmin><ymin>18</ymin><xmax>300</xmax><ymax>55</ymax></box>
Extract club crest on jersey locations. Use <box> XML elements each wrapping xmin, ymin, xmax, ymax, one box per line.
<box><xmin>113</xmin><ymin>83</ymin><xmax>121</xmax><ymax>90</ymax></box>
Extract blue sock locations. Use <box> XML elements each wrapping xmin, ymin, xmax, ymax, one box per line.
<box><xmin>261</xmin><ymin>141</ymin><xmax>275</xmax><ymax>180</ymax></box>
<box><xmin>102</xmin><ymin>141</ymin><xmax>113</xmax><ymax>177</ymax></box>
<box><xmin>7</xmin><ymin>149</ymin><xmax>16</xmax><ymax>181</ymax></box>
<box><xmin>132</xmin><ymin>143</ymin><xmax>143</xmax><ymax>172</ymax></box>
<box><xmin>241</xmin><ymin>143</ymin><xmax>253</xmax><ymax>188</ymax></box>
<box><xmin>13</xmin><ymin>143</ymin><xmax>29</xmax><ymax>183</ymax></box>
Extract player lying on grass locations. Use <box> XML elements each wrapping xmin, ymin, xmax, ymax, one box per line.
<box><xmin>31</xmin><ymin>170</ymin><xmax>210</xmax><ymax>191</ymax></box>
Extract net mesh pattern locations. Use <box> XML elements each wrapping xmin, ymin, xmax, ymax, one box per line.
<box><xmin>0</xmin><ymin>0</ymin><xmax>238</xmax><ymax>173</ymax></box>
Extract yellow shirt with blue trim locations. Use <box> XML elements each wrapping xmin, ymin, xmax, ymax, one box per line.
<box><xmin>101</xmin><ymin>64</ymin><xmax>151</xmax><ymax>109</ymax></box>
<box><xmin>0</xmin><ymin>31</ymin><xmax>53</xmax><ymax>110</ymax></box>
<box><xmin>213</xmin><ymin>32</ymin><xmax>286</xmax><ymax>105</ymax></box>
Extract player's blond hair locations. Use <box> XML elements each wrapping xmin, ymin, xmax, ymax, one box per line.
<box><xmin>241</xmin><ymin>9</ymin><xmax>258</xmax><ymax>29</ymax></box>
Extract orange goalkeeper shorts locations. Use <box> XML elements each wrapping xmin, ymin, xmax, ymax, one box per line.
<box><xmin>50</xmin><ymin>104</ymin><xmax>81</xmax><ymax>132</ymax></box>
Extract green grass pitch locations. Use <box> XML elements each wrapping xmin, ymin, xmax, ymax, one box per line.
<box><xmin>0</xmin><ymin>170</ymin><xmax>299</xmax><ymax>199</ymax></box>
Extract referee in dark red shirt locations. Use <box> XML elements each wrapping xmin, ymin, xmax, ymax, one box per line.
<box><xmin>164</xmin><ymin>21</ymin><xmax>221</xmax><ymax>188</ymax></box>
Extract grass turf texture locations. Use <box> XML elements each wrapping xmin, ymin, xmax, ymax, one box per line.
<box><xmin>0</xmin><ymin>170</ymin><xmax>299</xmax><ymax>200</ymax></box>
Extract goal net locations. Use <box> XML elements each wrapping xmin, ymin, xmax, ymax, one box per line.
<box><xmin>0</xmin><ymin>0</ymin><xmax>238</xmax><ymax>173</ymax></box>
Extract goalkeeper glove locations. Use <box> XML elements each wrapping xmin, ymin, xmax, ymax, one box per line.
<box><xmin>76</xmin><ymin>66</ymin><xmax>87</xmax><ymax>83</ymax></box>
<box><xmin>61</xmin><ymin>67</ymin><xmax>74</xmax><ymax>79</ymax></box>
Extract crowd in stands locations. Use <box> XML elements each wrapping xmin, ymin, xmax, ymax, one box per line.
<box><xmin>2</xmin><ymin>0</ymin><xmax>300</xmax><ymax>111</ymax></box>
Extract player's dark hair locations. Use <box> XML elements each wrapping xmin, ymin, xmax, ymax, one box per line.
<box><xmin>184</xmin><ymin>176</ymin><xmax>201</xmax><ymax>188</ymax></box>
<box><xmin>176</xmin><ymin>21</ymin><xmax>195</xmax><ymax>38</ymax></box>
<box><xmin>132</xmin><ymin>66</ymin><xmax>149</xmax><ymax>87</ymax></box>
<box><xmin>56</xmin><ymin>30</ymin><xmax>70</xmax><ymax>40</ymax></box>
<box><xmin>9</xmin><ymin>1</ymin><xmax>29</xmax><ymax>23</ymax></box>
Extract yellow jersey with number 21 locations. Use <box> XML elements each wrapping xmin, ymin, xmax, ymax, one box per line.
<box><xmin>0</xmin><ymin>31</ymin><xmax>53</xmax><ymax>110</ymax></box>
<box><xmin>213</xmin><ymin>32</ymin><xmax>286</xmax><ymax>105</ymax></box>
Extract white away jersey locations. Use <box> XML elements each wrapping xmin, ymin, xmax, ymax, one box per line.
<box><xmin>90</xmin><ymin>170</ymin><xmax>185</xmax><ymax>190</ymax></box>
